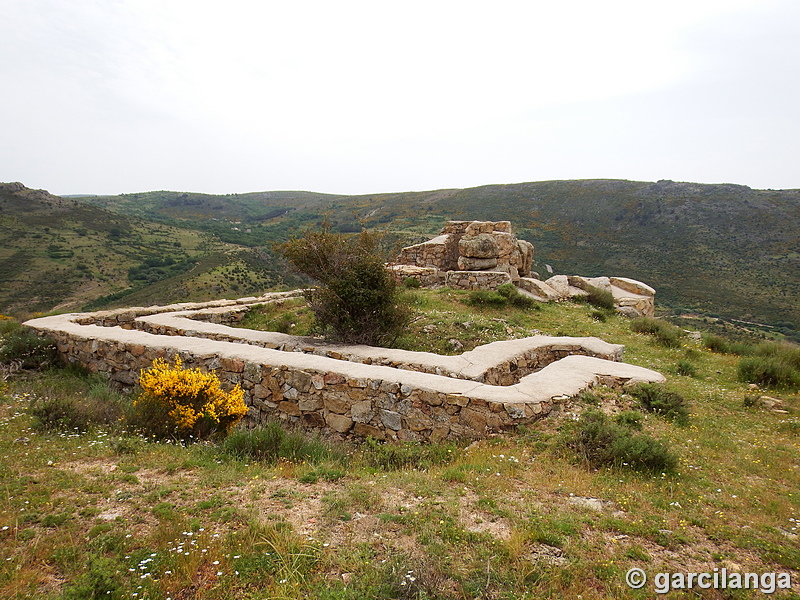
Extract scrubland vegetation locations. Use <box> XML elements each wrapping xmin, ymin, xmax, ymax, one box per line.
<box><xmin>2</xmin><ymin>290</ymin><xmax>799</xmax><ymax>599</ymax></box>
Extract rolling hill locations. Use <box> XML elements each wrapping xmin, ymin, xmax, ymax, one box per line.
<box><xmin>83</xmin><ymin>179</ymin><xmax>800</xmax><ymax>331</ymax></box>
<box><xmin>1</xmin><ymin>179</ymin><xmax>797</xmax><ymax>333</ymax></box>
<box><xmin>0</xmin><ymin>183</ymin><xmax>302</xmax><ymax>317</ymax></box>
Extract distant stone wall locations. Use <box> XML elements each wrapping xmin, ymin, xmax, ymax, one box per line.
<box><xmin>396</xmin><ymin>220</ymin><xmax>534</xmax><ymax>281</ymax></box>
<box><xmin>24</xmin><ymin>293</ymin><xmax>664</xmax><ymax>442</ymax></box>
<box><xmin>393</xmin><ymin>220</ymin><xmax>656</xmax><ymax>318</ymax></box>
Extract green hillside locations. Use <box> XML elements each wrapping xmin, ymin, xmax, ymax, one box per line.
<box><xmin>84</xmin><ymin>179</ymin><xmax>800</xmax><ymax>330</ymax></box>
<box><xmin>0</xmin><ymin>183</ymin><xmax>300</xmax><ymax>317</ymax></box>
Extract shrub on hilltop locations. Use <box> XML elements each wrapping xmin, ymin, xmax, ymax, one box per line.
<box><xmin>277</xmin><ymin>223</ymin><xmax>410</xmax><ymax>346</ymax></box>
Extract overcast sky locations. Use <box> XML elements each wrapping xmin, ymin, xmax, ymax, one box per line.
<box><xmin>1</xmin><ymin>0</ymin><xmax>799</xmax><ymax>196</ymax></box>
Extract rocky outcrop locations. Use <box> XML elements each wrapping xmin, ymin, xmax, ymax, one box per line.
<box><xmin>396</xmin><ymin>220</ymin><xmax>534</xmax><ymax>282</ymax></box>
<box><xmin>393</xmin><ymin>220</ymin><xmax>656</xmax><ymax>317</ymax></box>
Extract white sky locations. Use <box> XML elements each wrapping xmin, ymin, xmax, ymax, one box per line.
<box><xmin>1</xmin><ymin>0</ymin><xmax>799</xmax><ymax>195</ymax></box>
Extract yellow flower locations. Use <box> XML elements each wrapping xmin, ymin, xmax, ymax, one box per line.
<box><xmin>136</xmin><ymin>356</ymin><xmax>248</xmax><ymax>438</ymax></box>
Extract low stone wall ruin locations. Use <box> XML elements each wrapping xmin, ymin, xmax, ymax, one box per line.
<box><xmin>392</xmin><ymin>220</ymin><xmax>656</xmax><ymax>317</ymax></box>
<box><xmin>24</xmin><ymin>292</ymin><xmax>664</xmax><ymax>442</ymax></box>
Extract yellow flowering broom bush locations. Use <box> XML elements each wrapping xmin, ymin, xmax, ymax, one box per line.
<box><xmin>132</xmin><ymin>356</ymin><xmax>248</xmax><ymax>440</ymax></box>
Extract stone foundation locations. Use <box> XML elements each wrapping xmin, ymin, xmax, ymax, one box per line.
<box><xmin>392</xmin><ymin>220</ymin><xmax>656</xmax><ymax>318</ymax></box>
<box><xmin>24</xmin><ymin>292</ymin><xmax>664</xmax><ymax>442</ymax></box>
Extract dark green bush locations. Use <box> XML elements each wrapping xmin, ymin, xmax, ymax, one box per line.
<box><xmin>630</xmin><ymin>317</ymin><xmax>683</xmax><ymax>348</ymax></box>
<box><xmin>221</xmin><ymin>422</ymin><xmax>342</xmax><ymax>465</ymax></box>
<box><xmin>402</xmin><ymin>277</ymin><xmax>421</xmax><ymax>289</ymax></box>
<box><xmin>583</xmin><ymin>285</ymin><xmax>616</xmax><ymax>311</ymax></box>
<box><xmin>702</xmin><ymin>333</ymin><xmax>754</xmax><ymax>356</ymax></box>
<box><xmin>630</xmin><ymin>383</ymin><xmax>689</xmax><ymax>424</ymax></box>
<box><xmin>467</xmin><ymin>289</ymin><xmax>507</xmax><ymax>307</ymax></box>
<box><xmin>277</xmin><ymin>224</ymin><xmax>410</xmax><ymax>346</ymax></box>
<box><xmin>0</xmin><ymin>328</ymin><xmax>60</xmax><ymax>369</ymax></box>
<box><xmin>738</xmin><ymin>356</ymin><xmax>800</xmax><ymax>390</ymax></box>
<box><xmin>675</xmin><ymin>359</ymin><xmax>698</xmax><ymax>377</ymax></box>
<box><xmin>564</xmin><ymin>410</ymin><xmax>677</xmax><ymax>473</ymax></box>
<box><xmin>702</xmin><ymin>333</ymin><xmax>732</xmax><ymax>354</ymax></box>
<box><xmin>467</xmin><ymin>284</ymin><xmax>538</xmax><ymax>309</ymax></box>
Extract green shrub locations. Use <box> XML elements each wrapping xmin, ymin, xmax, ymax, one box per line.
<box><xmin>564</xmin><ymin>410</ymin><xmax>677</xmax><ymax>473</ymax></box>
<box><xmin>702</xmin><ymin>333</ymin><xmax>754</xmax><ymax>356</ymax></box>
<box><xmin>221</xmin><ymin>422</ymin><xmax>342</xmax><ymax>465</ymax></box>
<box><xmin>675</xmin><ymin>359</ymin><xmax>698</xmax><ymax>377</ymax></box>
<box><xmin>29</xmin><ymin>382</ymin><xmax>125</xmax><ymax>433</ymax></box>
<box><xmin>615</xmin><ymin>410</ymin><xmax>644</xmax><ymax>431</ymax></box>
<box><xmin>467</xmin><ymin>284</ymin><xmax>538</xmax><ymax>310</ymax></box>
<box><xmin>702</xmin><ymin>333</ymin><xmax>731</xmax><ymax>354</ymax></box>
<box><xmin>630</xmin><ymin>317</ymin><xmax>683</xmax><ymax>348</ymax></box>
<box><xmin>62</xmin><ymin>556</ymin><xmax>125</xmax><ymax>600</ymax></box>
<box><xmin>498</xmin><ymin>283</ymin><xmax>538</xmax><ymax>309</ymax></box>
<box><xmin>738</xmin><ymin>356</ymin><xmax>800</xmax><ymax>390</ymax></box>
<box><xmin>0</xmin><ymin>328</ymin><xmax>60</xmax><ymax>369</ymax></box>
<box><xmin>277</xmin><ymin>224</ymin><xmax>410</xmax><ymax>346</ymax></box>
<box><xmin>630</xmin><ymin>383</ymin><xmax>689</xmax><ymax>424</ymax></box>
<box><xmin>0</xmin><ymin>316</ymin><xmax>21</xmax><ymax>336</ymax></box>
<box><xmin>754</xmin><ymin>341</ymin><xmax>800</xmax><ymax>369</ymax></box>
<box><xmin>583</xmin><ymin>285</ymin><xmax>616</xmax><ymax>311</ymax></box>
<box><xmin>402</xmin><ymin>277</ymin><xmax>421</xmax><ymax>289</ymax></box>
<box><xmin>467</xmin><ymin>289</ymin><xmax>508</xmax><ymax>307</ymax></box>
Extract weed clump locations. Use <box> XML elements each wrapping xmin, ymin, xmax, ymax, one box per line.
<box><xmin>221</xmin><ymin>421</ymin><xmax>342</xmax><ymax>465</ymax></box>
<box><xmin>630</xmin><ymin>383</ymin><xmax>689</xmax><ymax>424</ymax></box>
<box><xmin>563</xmin><ymin>409</ymin><xmax>677</xmax><ymax>473</ymax></box>
<box><xmin>362</xmin><ymin>437</ymin><xmax>459</xmax><ymax>470</ymax></box>
<box><xmin>467</xmin><ymin>283</ymin><xmax>538</xmax><ymax>310</ymax></box>
<box><xmin>583</xmin><ymin>285</ymin><xmax>616</xmax><ymax>311</ymax></box>
<box><xmin>0</xmin><ymin>325</ymin><xmax>60</xmax><ymax>369</ymax></box>
<box><xmin>630</xmin><ymin>317</ymin><xmax>683</xmax><ymax>348</ymax></box>
<box><xmin>130</xmin><ymin>356</ymin><xmax>247</xmax><ymax>440</ymax></box>
<box><xmin>675</xmin><ymin>359</ymin><xmax>698</xmax><ymax>377</ymax></box>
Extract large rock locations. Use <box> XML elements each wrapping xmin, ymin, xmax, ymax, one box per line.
<box><xmin>518</xmin><ymin>278</ymin><xmax>560</xmax><ymax>301</ymax></box>
<box><xmin>458</xmin><ymin>256</ymin><xmax>498</xmax><ymax>270</ymax></box>
<box><xmin>459</xmin><ymin>234</ymin><xmax>498</xmax><ymax>258</ymax></box>
<box><xmin>544</xmin><ymin>275</ymin><xmax>570</xmax><ymax>298</ymax></box>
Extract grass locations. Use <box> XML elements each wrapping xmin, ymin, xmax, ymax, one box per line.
<box><xmin>2</xmin><ymin>293</ymin><xmax>800</xmax><ymax>598</ymax></box>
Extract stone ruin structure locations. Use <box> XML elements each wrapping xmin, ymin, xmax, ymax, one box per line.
<box><xmin>390</xmin><ymin>220</ymin><xmax>655</xmax><ymax>318</ymax></box>
<box><xmin>24</xmin><ymin>291</ymin><xmax>664</xmax><ymax>443</ymax></box>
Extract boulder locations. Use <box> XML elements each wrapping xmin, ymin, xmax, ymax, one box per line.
<box><xmin>544</xmin><ymin>275</ymin><xmax>571</xmax><ymax>298</ymax></box>
<box><xmin>518</xmin><ymin>278</ymin><xmax>560</xmax><ymax>301</ymax></box>
<box><xmin>457</xmin><ymin>256</ymin><xmax>498</xmax><ymax>270</ymax></box>
<box><xmin>459</xmin><ymin>233</ymin><xmax>498</xmax><ymax>258</ymax></box>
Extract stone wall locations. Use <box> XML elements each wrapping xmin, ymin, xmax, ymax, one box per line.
<box><xmin>393</xmin><ymin>220</ymin><xmax>656</xmax><ymax>318</ymax></box>
<box><xmin>396</xmin><ymin>220</ymin><xmax>534</xmax><ymax>281</ymax></box>
<box><xmin>24</xmin><ymin>293</ymin><xmax>665</xmax><ymax>442</ymax></box>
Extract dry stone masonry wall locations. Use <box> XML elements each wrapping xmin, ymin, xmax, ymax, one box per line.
<box><xmin>25</xmin><ymin>292</ymin><xmax>664</xmax><ymax>442</ymax></box>
<box><xmin>391</xmin><ymin>220</ymin><xmax>656</xmax><ymax>317</ymax></box>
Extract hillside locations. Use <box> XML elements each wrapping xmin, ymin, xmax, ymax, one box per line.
<box><xmin>0</xmin><ymin>183</ymin><xmax>301</xmax><ymax>317</ymax></box>
<box><xmin>85</xmin><ymin>179</ymin><xmax>800</xmax><ymax>330</ymax></box>
<box><xmin>2</xmin><ymin>291</ymin><xmax>799</xmax><ymax>598</ymax></box>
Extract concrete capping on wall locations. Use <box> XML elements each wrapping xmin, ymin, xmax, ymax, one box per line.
<box><xmin>24</xmin><ymin>292</ymin><xmax>665</xmax><ymax>442</ymax></box>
